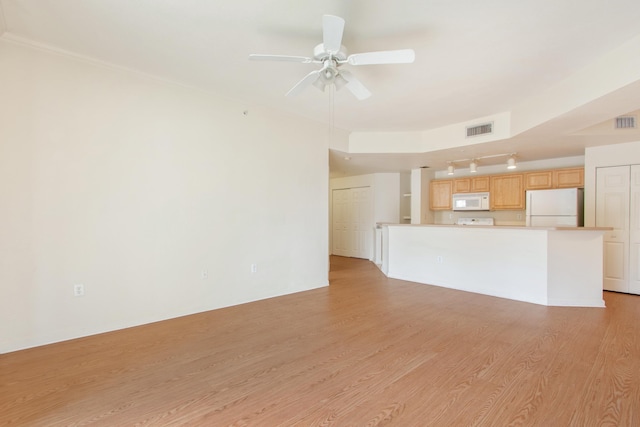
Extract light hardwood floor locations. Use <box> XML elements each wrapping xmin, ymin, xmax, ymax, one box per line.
<box><xmin>2</xmin><ymin>256</ymin><xmax>639</xmax><ymax>426</ymax></box>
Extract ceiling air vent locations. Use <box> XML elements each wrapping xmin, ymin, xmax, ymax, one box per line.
<box><xmin>615</xmin><ymin>116</ymin><xmax>636</xmax><ymax>129</ymax></box>
<box><xmin>466</xmin><ymin>122</ymin><xmax>493</xmax><ymax>138</ymax></box>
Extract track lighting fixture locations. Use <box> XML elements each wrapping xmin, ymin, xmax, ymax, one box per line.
<box><xmin>469</xmin><ymin>160</ymin><xmax>478</xmax><ymax>173</ymax></box>
<box><xmin>445</xmin><ymin>152</ymin><xmax>517</xmax><ymax>174</ymax></box>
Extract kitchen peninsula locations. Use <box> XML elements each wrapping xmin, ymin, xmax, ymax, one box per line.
<box><xmin>377</xmin><ymin>224</ymin><xmax>610</xmax><ymax>307</ymax></box>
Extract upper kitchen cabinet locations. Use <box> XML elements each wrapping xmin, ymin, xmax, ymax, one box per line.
<box><xmin>453</xmin><ymin>176</ymin><xmax>490</xmax><ymax>193</ymax></box>
<box><xmin>490</xmin><ymin>174</ymin><xmax>525</xmax><ymax>210</ymax></box>
<box><xmin>524</xmin><ymin>170</ymin><xmax>553</xmax><ymax>190</ymax></box>
<box><xmin>430</xmin><ymin>180</ymin><xmax>453</xmax><ymax>210</ymax></box>
<box><xmin>553</xmin><ymin>167</ymin><xmax>584</xmax><ymax>188</ymax></box>
<box><xmin>524</xmin><ymin>167</ymin><xmax>584</xmax><ymax>190</ymax></box>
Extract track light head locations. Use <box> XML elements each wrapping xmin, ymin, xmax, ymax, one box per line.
<box><xmin>469</xmin><ymin>160</ymin><xmax>477</xmax><ymax>173</ymax></box>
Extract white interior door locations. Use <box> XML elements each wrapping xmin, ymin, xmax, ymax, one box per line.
<box><xmin>332</xmin><ymin>189</ymin><xmax>349</xmax><ymax>257</ymax></box>
<box><xmin>331</xmin><ymin>187</ymin><xmax>372</xmax><ymax>259</ymax></box>
<box><xmin>596</xmin><ymin>166</ymin><xmax>630</xmax><ymax>292</ymax></box>
<box><xmin>351</xmin><ymin>187</ymin><xmax>372</xmax><ymax>259</ymax></box>
<box><xmin>629</xmin><ymin>165</ymin><xmax>640</xmax><ymax>294</ymax></box>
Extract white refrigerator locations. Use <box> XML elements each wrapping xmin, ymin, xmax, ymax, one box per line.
<box><xmin>525</xmin><ymin>188</ymin><xmax>584</xmax><ymax>227</ymax></box>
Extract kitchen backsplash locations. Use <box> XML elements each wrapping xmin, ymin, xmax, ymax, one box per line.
<box><xmin>433</xmin><ymin>210</ymin><xmax>526</xmax><ymax>226</ymax></box>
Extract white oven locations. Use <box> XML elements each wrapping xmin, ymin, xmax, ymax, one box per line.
<box><xmin>452</xmin><ymin>192</ymin><xmax>490</xmax><ymax>211</ymax></box>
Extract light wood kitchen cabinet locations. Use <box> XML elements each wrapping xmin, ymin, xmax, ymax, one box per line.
<box><xmin>470</xmin><ymin>176</ymin><xmax>490</xmax><ymax>192</ymax></box>
<box><xmin>553</xmin><ymin>167</ymin><xmax>584</xmax><ymax>188</ymax></box>
<box><xmin>429</xmin><ymin>180</ymin><xmax>453</xmax><ymax>210</ymax></box>
<box><xmin>429</xmin><ymin>167</ymin><xmax>581</xmax><ymax>211</ymax></box>
<box><xmin>453</xmin><ymin>178</ymin><xmax>471</xmax><ymax>193</ymax></box>
<box><xmin>524</xmin><ymin>170</ymin><xmax>554</xmax><ymax>190</ymax></box>
<box><xmin>525</xmin><ymin>167</ymin><xmax>584</xmax><ymax>190</ymax></box>
<box><xmin>490</xmin><ymin>174</ymin><xmax>525</xmax><ymax>210</ymax></box>
<box><xmin>453</xmin><ymin>176</ymin><xmax>490</xmax><ymax>193</ymax></box>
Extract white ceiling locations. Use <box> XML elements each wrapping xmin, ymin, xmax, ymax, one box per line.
<box><xmin>2</xmin><ymin>0</ymin><xmax>640</xmax><ymax>177</ymax></box>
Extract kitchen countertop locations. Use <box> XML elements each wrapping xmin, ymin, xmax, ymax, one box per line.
<box><xmin>377</xmin><ymin>223</ymin><xmax>612</xmax><ymax>231</ymax></box>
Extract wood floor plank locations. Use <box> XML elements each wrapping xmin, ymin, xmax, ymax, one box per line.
<box><xmin>1</xmin><ymin>256</ymin><xmax>640</xmax><ymax>426</ymax></box>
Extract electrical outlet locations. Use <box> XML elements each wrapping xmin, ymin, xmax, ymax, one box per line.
<box><xmin>201</xmin><ymin>270</ymin><xmax>208</xmax><ymax>280</ymax></box>
<box><xmin>437</xmin><ymin>256</ymin><xmax>443</xmax><ymax>264</ymax></box>
<box><xmin>517</xmin><ymin>213</ymin><xmax>522</xmax><ymax>220</ymax></box>
<box><xmin>74</xmin><ymin>284</ymin><xmax>84</xmax><ymax>297</ymax></box>
<box><xmin>251</xmin><ymin>264</ymin><xmax>257</xmax><ymax>273</ymax></box>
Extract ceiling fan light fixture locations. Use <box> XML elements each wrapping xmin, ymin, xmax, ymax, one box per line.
<box><xmin>312</xmin><ymin>76</ymin><xmax>326</xmax><ymax>91</ymax></box>
<box><xmin>249</xmin><ymin>15</ymin><xmax>415</xmax><ymax>100</ymax></box>
<box><xmin>334</xmin><ymin>73</ymin><xmax>348</xmax><ymax>90</ymax></box>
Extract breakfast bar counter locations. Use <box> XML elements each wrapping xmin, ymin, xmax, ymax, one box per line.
<box><xmin>377</xmin><ymin>224</ymin><xmax>610</xmax><ymax>307</ymax></box>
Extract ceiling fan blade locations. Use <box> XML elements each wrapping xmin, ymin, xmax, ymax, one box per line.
<box><xmin>323</xmin><ymin>15</ymin><xmax>345</xmax><ymax>53</ymax></box>
<box><xmin>249</xmin><ymin>54</ymin><xmax>313</xmax><ymax>63</ymax></box>
<box><xmin>347</xmin><ymin>49</ymin><xmax>416</xmax><ymax>66</ymax></box>
<box><xmin>286</xmin><ymin>70</ymin><xmax>321</xmax><ymax>97</ymax></box>
<box><xmin>340</xmin><ymin>70</ymin><xmax>371</xmax><ymax>100</ymax></box>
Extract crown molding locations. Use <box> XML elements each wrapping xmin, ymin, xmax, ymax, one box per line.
<box><xmin>1</xmin><ymin>32</ymin><xmax>127</xmax><ymax>69</ymax></box>
<box><xmin>0</xmin><ymin>32</ymin><xmax>197</xmax><ymax>91</ymax></box>
<box><xmin>0</xmin><ymin>31</ymin><xmax>243</xmax><ymax>109</ymax></box>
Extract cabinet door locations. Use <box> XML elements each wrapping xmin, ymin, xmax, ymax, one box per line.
<box><xmin>471</xmin><ymin>176</ymin><xmax>490</xmax><ymax>192</ymax></box>
<box><xmin>429</xmin><ymin>180</ymin><xmax>453</xmax><ymax>210</ymax></box>
<box><xmin>453</xmin><ymin>178</ymin><xmax>471</xmax><ymax>193</ymax></box>
<box><xmin>554</xmin><ymin>168</ymin><xmax>584</xmax><ymax>188</ymax></box>
<box><xmin>490</xmin><ymin>174</ymin><xmax>524</xmax><ymax>210</ymax></box>
<box><xmin>596</xmin><ymin>166</ymin><xmax>629</xmax><ymax>292</ymax></box>
<box><xmin>525</xmin><ymin>170</ymin><xmax>553</xmax><ymax>190</ymax></box>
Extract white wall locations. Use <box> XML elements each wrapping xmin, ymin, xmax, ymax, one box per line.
<box><xmin>0</xmin><ymin>40</ymin><xmax>330</xmax><ymax>353</ymax></box>
<box><xmin>584</xmin><ymin>140</ymin><xmax>640</xmax><ymax>226</ymax></box>
<box><xmin>410</xmin><ymin>168</ymin><xmax>435</xmax><ymax>224</ymax></box>
<box><xmin>373</xmin><ymin>174</ymin><xmax>400</xmax><ymax>224</ymax></box>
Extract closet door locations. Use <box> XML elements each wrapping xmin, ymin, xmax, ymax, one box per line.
<box><xmin>630</xmin><ymin>165</ymin><xmax>640</xmax><ymax>294</ymax></box>
<box><xmin>350</xmin><ymin>187</ymin><xmax>372</xmax><ymax>259</ymax></box>
<box><xmin>332</xmin><ymin>189</ymin><xmax>350</xmax><ymax>257</ymax></box>
<box><xmin>331</xmin><ymin>187</ymin><xmax>373</xmax><ymax>259</ymax></box>
<box><xmin>596</xmin><ymin>166</ymin><xmax>630</xmax><ymax>292</ymax></box>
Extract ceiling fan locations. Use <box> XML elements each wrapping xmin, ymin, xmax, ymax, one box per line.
<box><xmin>249</xmin><ymin>15</ymin><xmax>415</xmax><ymax>100</ymax></box>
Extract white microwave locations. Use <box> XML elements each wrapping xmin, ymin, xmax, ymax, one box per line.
<box><xmin>452</xmin><ymin>192</ymin><xmax>490</xmax><ymax>211</ymax></box>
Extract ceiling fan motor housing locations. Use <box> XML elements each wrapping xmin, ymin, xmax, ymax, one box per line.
<box><xmin>313</xmin><ymin>43</ymin><xmax>348</xmax><ymax>62</ymax></box>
